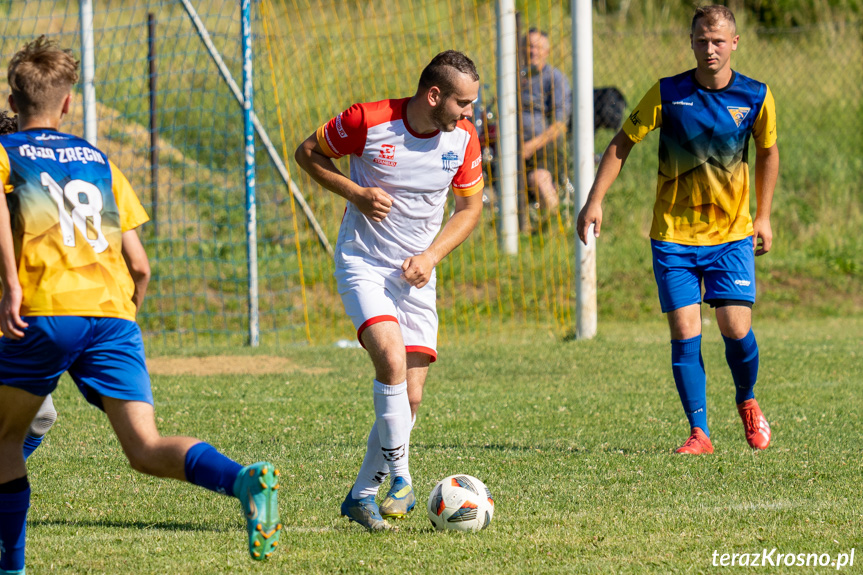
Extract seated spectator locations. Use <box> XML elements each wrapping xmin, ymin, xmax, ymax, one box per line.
<box><xmin>520</xmin><ymin>28</ymin><xmax>571</xmax><ymax>221</ymax></box>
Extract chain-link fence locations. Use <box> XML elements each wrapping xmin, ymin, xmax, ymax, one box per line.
<box><xmin>1</xmin><ymin>1</ymin><xmax>859</xmax><ymax>347</ymax></box>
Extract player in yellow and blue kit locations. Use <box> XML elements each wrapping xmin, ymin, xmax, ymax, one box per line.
<box><xmin>0</xmin><ymin>38</ymin><xmax>281</xmax><ymax>573</ymax></box>
<box><xmin>577</xmin><ymin>5</ymin><xmax>779</xmax><ymax>454</ymax></box>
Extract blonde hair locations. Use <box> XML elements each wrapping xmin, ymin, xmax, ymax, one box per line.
<box><xmin>8</xmin><ymin>36</ymin><xmax>79</xmax><ymax>116</ymax></box>
<box><xmin>691</xmin><ymin>5</ymin><xmax>737</xmax><ymax>34</ymax></box>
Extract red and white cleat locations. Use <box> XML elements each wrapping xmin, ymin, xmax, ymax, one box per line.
<box><xmin>737</xmin><ymin>398</ymin><xmax>771</xmax><ymax>450</ymax></box>
<box><xmin>675</xmin><ymin>427</ymin><xmax>714</xmax><ymax>454</ymax></box>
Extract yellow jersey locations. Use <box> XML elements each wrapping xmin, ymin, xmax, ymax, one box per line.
<box><xmin>1</xmin><ymin>129</ymin><xmax>149</xmax><ymax>321</ymax></box>
<box><xmin>623</xmin><ymin>70</ymin><xmax>777</xmax><ymax>245</ymax></box>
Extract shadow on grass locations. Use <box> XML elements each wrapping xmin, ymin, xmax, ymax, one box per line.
<box><xmin>30</xmin><ymin>518</ymin><xmax>230</xmax><ymax>533</ymax></box>
<box><xmin>414</xmin><ymin>442</ymin><xmax>676</xmax><ymax>456</ymax></box>
<box><xmin>413</xmin><ymin>441</ymin><xmax>580</xmax><ymax>454</ymax></box>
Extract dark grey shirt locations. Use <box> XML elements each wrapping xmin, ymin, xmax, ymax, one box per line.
<box><xmin>520</xmin><ymin>64</ymin><xmax>571</xmax><ymax>142</ymax></box>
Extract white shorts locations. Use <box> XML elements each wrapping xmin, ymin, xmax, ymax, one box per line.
<box><xmin>335</xmin><ymin>244</ymin><xmax>438</xmax><ymax>362</ymax></box>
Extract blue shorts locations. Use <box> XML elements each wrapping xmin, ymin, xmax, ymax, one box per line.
<box><xmin>651</xmin><ymin>238</ymin><xmax>756</xmax><ymax>313</ymax></box>
<box><xmin>0</xmin><ymin>316</ymin><xmax>152</xmax><ymax>410</ymax></box>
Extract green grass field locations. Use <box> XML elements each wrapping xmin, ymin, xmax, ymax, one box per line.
<box><xmin>23</xmin><ymin>316</ymin><xmax>862</xmax><ymax>573</ymax></box>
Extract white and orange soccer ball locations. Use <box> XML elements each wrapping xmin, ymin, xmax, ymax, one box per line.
<box><xmin>427</xmin><ymin>474</ymin><xmax>494</xmax><ymax>532</ymax></box>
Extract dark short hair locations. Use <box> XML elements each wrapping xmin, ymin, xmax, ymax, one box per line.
<box><xmin>0</xmin><ymin>111</ymin><xmax>17</xmax><ymax>135</ymax></box>
<box><xmin>691</xmin><ymin>5</ymin><xmax>737</xmax><ymax>34</ymax></box>
<box><xmin>418</xmin><ymin>50</ymin><xmax>479</xmax><ymax>99</ymax></box>
<box><xmin>8</xmin><ymin>36</ymin><xmax>79</xmax><ymax>116</ymax></box>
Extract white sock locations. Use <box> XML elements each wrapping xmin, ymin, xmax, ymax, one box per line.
<box><xmin>373</xmin><ymin>379</ymin><xmax>412</xmax><ymax>484</ymax></box>
<box><xmin>351</xmin><ymin>422</ymin><xmax>389</xmax><ymax>499</ymax></box>
<box><xmin>351</xmin><ymin>412</ymin><xmax>417</xmax><ymax>499</ymax></box>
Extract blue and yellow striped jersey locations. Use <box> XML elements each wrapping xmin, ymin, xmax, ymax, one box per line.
<box><xmin>624</xmin><ymin>70</ymin><xmax>777</xmax><ymax>245</ymax></box>
<box><xmin>1</xmin><ymin>129</ymin><xmax>149</xmax><ymax>321</ymax></box>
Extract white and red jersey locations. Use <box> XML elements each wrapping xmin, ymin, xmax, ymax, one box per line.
<box><xmin>316</xmin><ymin>97</ymin><xmax>484</xmax><ymax>267</ymax></box>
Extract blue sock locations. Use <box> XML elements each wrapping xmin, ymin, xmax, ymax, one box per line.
<box><xmin>184</xmin><ymin>442</ymin><xmax>243</xmax><ymax>497</ymax></box>
<box><xmin>671</xmin><ymin>335</ymin><xmax>709</xmax><ymax>436</ymax></box>
<box><xmin>0</xmin><ymin>478</ymin><xmax>30</xmax><ymax>573</ymax></box>
<box><xmin>723</xmin><ymin>329</ymin><xmax>759</xmax><ymax>404</ymax></box>
<box><xmin>22</xmin><ymin>435</ymin><xmax>44</xmax><ymax>461</ymax></box>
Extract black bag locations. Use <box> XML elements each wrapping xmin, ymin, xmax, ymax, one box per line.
<box><xmin>593</xmin><ymin>87</ymin><xmax>627</xmax><ymax>130</ymax></box>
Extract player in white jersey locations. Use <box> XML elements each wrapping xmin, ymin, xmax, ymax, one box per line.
<box><xmin>295</xmin><ymin>50</ymin><xmax>484</xmax><ymax>530</ymax></box>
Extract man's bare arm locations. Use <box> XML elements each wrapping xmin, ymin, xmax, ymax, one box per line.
<box><xmin>121</xmin><ymin>228</ymin><xmax>151</xmax><ymax>310</ymax></box>
<box><xmin>401</xmin><ymin>191</ymin><xmax>483</xmax><ymax>289</ymax></box>
<box><xmin>294</xmin><ymin>134</ymin><xmax>393</xmax><ymax>222</ymax></box>
<box><xmin>576</xmin><ymin>129</ymin><xmax>636</xmax><ymax>244</ymax></box>
<box><xmin>0</xmin><ymin>191</ymin><xmax>27</xmax><ymax>338</ymax></box>
<box><xmin>522</xmin><ymin>120</ymin><xmax>568</xmax><ymax>159</ymax></box>
<box><xmin>753</xmin><ymin>142</ymin><xmax>779</xmax><ymax>256</ymax></box>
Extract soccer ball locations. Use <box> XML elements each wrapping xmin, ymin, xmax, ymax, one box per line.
<box><xmin>427</xmin><ymin>474</ymin><xmax>494</xmax><ymax>532</ymax></box>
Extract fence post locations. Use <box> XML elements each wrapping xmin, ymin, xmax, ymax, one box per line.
<box><xmin>241</xmin><ymin>0</ymin><xmax>259</xmax><ymax>347</ymax></box>
<box><xmin>148</xmin><ymin>13</ymin><xmax>159</xmax><ymax>242</ymax></box>
<box><xmin>179</xmin><ymin>0</ymin><xmax>333</xmax><ymax>258</ymax></box>
<box><xmin>79</xmin><ymin>0</ymin><xmax>97</xmax><ymax>146</ymax></box>
<box><xmin>496</xmin><ymin>0</ymin><xmax>519</xmax><ymax>255</ymax></box>
<box><xmin>572</xmin><ymin>0</ymin><xmax>597</xmax><ymax>339</ymax></box>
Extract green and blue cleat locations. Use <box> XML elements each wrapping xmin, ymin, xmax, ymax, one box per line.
<box><xmin>341</xmin><ymin>489</ymin><xmax>392</xmax><ymax>531</ymax></box>
<box><xmin>379</xmin><ymin>476</ymin><xmax>416</xmax><ymax>519</ymax></box>
<box><xmin>233</xmin><ymin>462</ymin><xmax>282</xmax><ymax>560</ymax></box>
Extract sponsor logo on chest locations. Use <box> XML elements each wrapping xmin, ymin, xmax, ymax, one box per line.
<box><xmin>374</xmin><ymin>144</ymin><xmax>397</xmax><ymax>167</ymax></box>
<box><xmin>727</xmin><ymin>106</ymin><xmax>751</xmax><ymax>127</ymax></box>
<box><xmin>18</xmin><ymin>143</ymin><xmax>105</xmax><ymax>165</ymax></box>
<box><xmin>441</xmin><ymin>150</ymin><xmax>459</xmax><ymax>172</ymax></box>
